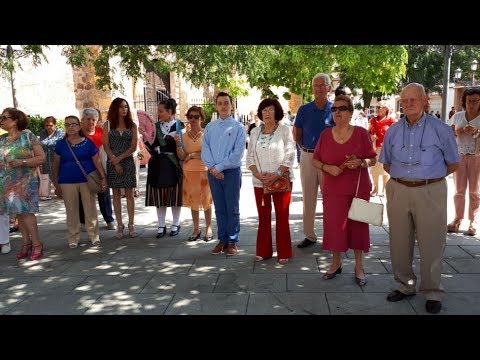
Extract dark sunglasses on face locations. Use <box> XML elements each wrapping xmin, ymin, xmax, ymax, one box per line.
<box><xmin>0</xmin><ymin>115</ymin><xmax>13</xmax><ymax>121</ymax></box>
<box><xmin>331</xmin><ymin>106</ymin><xmax>350</xmax><ymax>113</ymax></box>
<box><xmin>187</xmin><ymin>114</ymin><xmax>201</xmax><ymax>120</ymax></box>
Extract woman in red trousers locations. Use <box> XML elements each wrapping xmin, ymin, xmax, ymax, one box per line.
<box><xmin>246</xmin><ymin>99</ymin><xmax>295</xmax><ymax>264</ymax></box>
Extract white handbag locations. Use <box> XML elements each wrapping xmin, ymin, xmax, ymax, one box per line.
<box><xmin>348</xmin><ymin>169</ymin><xmax>384</xmax><ymax>226</ymax></box>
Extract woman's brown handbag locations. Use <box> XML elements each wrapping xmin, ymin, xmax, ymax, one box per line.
<box><xmin>263</xmin><ymin>171</ymin><xmax>291</xmax><ymax>194</ymax></box>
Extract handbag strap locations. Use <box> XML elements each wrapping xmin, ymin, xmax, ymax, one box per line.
<box><xmin>66</xmin><ymin>139</ymin><xmax>89</xmax><ymax>179</ymax></box>
<box><xmin>354</xmin><ymin>168</ymin><xmax>361</xmax><ymax>197</ymax></box>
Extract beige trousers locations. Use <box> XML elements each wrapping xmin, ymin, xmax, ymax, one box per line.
<box><xmin>299</xmin><ymin>151</ymin><xmax>323</xmax><ymax>241</ymax></box>
<box><xmin>386</xmin><ymin>178</ymin><xmax>447</xmax><ymax>301</ymax></box>
<box><xmin>60</xmin><ymin>183</ymin><xmax>99</xmax><ymax>245</ymax></box>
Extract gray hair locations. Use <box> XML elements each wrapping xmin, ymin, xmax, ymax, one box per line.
<box><xmin>82</xmin><ymin>108</ymin><xmax>99</xmax><ymax>120</ymax></box>
<box><xmin>312</xmin><ymin>73</ymin><xmax>331</xmax><ymax>86</ymax></box>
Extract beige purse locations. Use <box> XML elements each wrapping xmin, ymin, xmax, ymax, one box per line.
<box><xmin>348</xmin><ymin>169</ymin><xmax>384</xmax><ymax>226</ymax></box>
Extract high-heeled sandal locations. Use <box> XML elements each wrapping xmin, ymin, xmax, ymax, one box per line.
<box><xmin>447</xmin><ymin>219</ymin><xmax>461</xmax><ymax>233</ymax></box>
<box><xmin>17</xmin><ymin>242</ymin><xmax>32</xmax><ymax>260</ymax></box>
<box><xmin>128</xmin><ymin>224</ymin><xmax>137</xmax><ymax>238</ymax></box>
<box><xmin>116</xmin><ymin>224</ymin><xmax>125</xmax><ymax>239</ymax></box>
<box><xmin>465</xmin><ymin>223</ymin><xmax>477</xmax><ymax>236</ymax></box>
<box><xmin>30</xmin><ymin>243</ymin><xmax>43</xmax><ymax>261</ymax></box>
<box><xmin>354</xmin><ymin>268</ymin><xmax>367</xmax><ymax>287</ymax></box>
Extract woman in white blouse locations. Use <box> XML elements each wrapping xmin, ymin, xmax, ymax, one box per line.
<box><xmin>448</xmin><ymin>87</ymin><xmax>480</xmax><ymax>235</ymax></box>
<box><xmin>246</xmin><ymin>99</ymin><xmax>295</xmax><ymax>264</ymax></box>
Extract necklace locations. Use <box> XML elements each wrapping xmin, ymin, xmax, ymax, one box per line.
<box><xmin>333</xmin><ymin>126</ymin><xmax>352</xmax><ymax>144</ymax></box>
<box><xmin>188</xmin><ymin>129</ymin><xmax>203</xmax><ymax>142</ymax></box>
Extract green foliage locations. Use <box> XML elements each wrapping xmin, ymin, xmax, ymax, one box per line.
<box><xmin>201</xmin><ymin>102</ymin><xmax>216</xmax><ymax>125</ymax></box>
<box><xmin>27</xmin><ymin>115</ymin><xmax>45</xmax><ymax>135</ymax></box>
<box><xmin>27</xmin><ymin>115</ymin><xmax>64</xmax><ymax>136</ymax></box>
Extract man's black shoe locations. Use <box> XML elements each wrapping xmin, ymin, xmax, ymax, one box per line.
<box><xmin>425</xmin><ymin>300</ymin><xmax>442</xmax><ymax>314</ymax></box>
<box><xmin>297</xmin><ymin>238</ymin><xmax>316</xmax><ymax>248</ymax></box>
<box><xmin>386</xmin><ymin>290</ymin><xmax>415</xmax><ymax>302</ymax></box>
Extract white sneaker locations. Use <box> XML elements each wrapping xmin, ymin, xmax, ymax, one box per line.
<box><xmin>1</xmin><ymin>243</ymin><xmax>11</xmax><ymax>254</ymax></box>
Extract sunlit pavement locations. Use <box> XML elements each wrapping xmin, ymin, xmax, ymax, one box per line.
<box><xmin>1</xmin><ymin>165</ymin><xmax>480</xmax><ymax>315</ymax></box>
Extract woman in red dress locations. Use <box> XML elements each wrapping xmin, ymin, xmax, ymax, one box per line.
<box><xmin>312</xmin><ymin>95</ymin><xmax>377</xmax><ymax>286</ymax></box>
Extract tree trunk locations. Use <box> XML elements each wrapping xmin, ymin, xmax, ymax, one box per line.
<box><xmin>362</xmin><ymin>90</ymin><xmax>373</xmax><ymax>110</ymax></box>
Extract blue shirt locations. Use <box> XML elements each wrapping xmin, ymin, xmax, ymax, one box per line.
<box><xmin>55</xmin><ymin>138</ymin><xmax>99</xmax><ymax>184</ymax></box>
<box><xmin>379</xmin><ymin>114</ymin><xmax>459</xmax><ymax>179</ymax></box>
<box><xmin>294</xmin><ymin>100</ymin><xmax>334</xmax><ymax>149</ymax></box>
<box><xmin>201</xmin><ymin>116</ymin><xmax>246</xmax><ymax>172</ymax></box>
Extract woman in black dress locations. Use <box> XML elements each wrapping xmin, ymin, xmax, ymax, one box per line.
<box><xmin>103</xmin><ymin>98</ymin><xmax>138</xmax><ymax>239</ymax></box>
<box><xmin>141</xmin><ymin>98</ymin><xmax>183</xmax><ymax>238</ymax></box>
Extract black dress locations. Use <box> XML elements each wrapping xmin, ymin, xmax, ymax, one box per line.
<box><xmin>145</xmin><ymin>122</ymin><xmax>183</xmax><ymax>207</ymax></box>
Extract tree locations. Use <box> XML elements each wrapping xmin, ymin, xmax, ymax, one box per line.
<box><xmin>2</xmin><ymin>45</ymin><xmax>409</xmax><ymax>109</ymax></box>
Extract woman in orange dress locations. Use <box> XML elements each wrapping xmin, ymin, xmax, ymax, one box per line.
<box><xmin>174</xmin><ymin>106</ymin><xmax>213</xmax><ymax>241</ymax></box>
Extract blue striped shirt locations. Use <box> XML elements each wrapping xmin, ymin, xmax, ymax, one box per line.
<box><xmin>379</xmin><ymin>113</ymin><xmax>459</xmax><ymax>179</ymax></box>
<box><xmin>201</xmin><ymin>116</ymin><xmax>246</xmax><ymax>172</ymax></box>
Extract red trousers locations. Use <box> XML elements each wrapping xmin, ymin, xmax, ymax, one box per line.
<box><xmin>253</xmin><ymin>185</ymin><xmax>293</xmax><ymax>260</ymax></box>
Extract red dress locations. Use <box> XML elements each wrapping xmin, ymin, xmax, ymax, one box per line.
<box><xmin>313</xmin><ymin>127</ymin><xmax>376</xmax><ymax>252</ymax></box>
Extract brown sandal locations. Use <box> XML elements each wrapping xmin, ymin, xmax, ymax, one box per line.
<box><xmin>447</xmin><ymin>219</ymin><xmax>461</xmax><ymax>233</ymax></box>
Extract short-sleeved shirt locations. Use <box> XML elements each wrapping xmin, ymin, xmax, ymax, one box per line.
<box><xmin>294</xmin><ymin>100</ymin><xmax>334</xmax><ymax>149</ymax></box>
<box><xmin>55</xmin><ymin>137</ymin><xmax>98</xmax><ymax>184</ymax></box>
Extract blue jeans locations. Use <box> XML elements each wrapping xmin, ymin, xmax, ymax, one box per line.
<box><xmin>208</xmin><ymin>167</ymin><xmax>242</xmax><ymax>244</ymax></box>
<box><xmin>79</xmin><ymin>188</ymin><xmax>114</xmax><ymax>224</ymax></box>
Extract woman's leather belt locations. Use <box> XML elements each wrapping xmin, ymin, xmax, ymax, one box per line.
<box><xmin>391</xmin><ymin>177</ymin><xmax>444</xmax><ymax>187</ymax></box>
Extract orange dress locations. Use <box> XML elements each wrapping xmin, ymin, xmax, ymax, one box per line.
<box><xmin>182</xmin><ymin>131</ymin><xmax>212</xmax><ymax>211</ymax></box>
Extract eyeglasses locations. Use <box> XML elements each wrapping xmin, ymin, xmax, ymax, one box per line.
<box><xmin>0</xmin><ymin>116</ymin><xmax>13</xmax><ymax>121</ymax></box>
<box><xmin>313</xmin><ymin>84</ymin><xmax>329</xmax><ymax>89</ymax></box>
<box><xmin>467</xmin><ymin>99</ymin><xmax>480</xmax><ymax>105</ymax></box>
<box><xmin>261</xmin><ymin>108</ymin><xmax>275</xmax><ymax>113</ymax></box>
<box><xmin>187</xmin><ymin>114</ymin><xmax>201</xmax><ymax>120</ymax></box>
<box><xmin>331</xmin><ymin>106</ymin><xmax>350</xmax><ymax>113</ymax></box>
<box><xmin>65</xmin><ymin>123</ymin><xmax>80</xmax><ymax>128</ymax></box>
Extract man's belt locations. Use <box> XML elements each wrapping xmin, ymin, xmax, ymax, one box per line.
<box><xmin>391</xmin><ymin>177</ymin><xmax>444</xmax><ymax>187</ymax></box>
<box><xmin>302</xmin><ymin>147</ymin><xmax>314</xmax><ymax>153</ymax></box>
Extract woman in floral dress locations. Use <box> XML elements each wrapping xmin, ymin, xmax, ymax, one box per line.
<box><xmin>0</xmin><ymin>108</ymin><xmax>46</xmax><ymax>260</ymax></box>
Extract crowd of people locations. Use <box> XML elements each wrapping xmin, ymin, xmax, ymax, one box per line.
<box><xmin>2</xmin><ymin>75</ymin><xmax>476</xmax><ymax>315</ymax></box>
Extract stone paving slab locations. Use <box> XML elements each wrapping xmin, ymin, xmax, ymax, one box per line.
<box><xmin>73</xmin><ymin>274</ymin><xmax>155</xmax><ymax>295</ymax></box>
<box><xmin>247</xmin><ymin>293</ymin><xmax>330</xmax><ymax>315</ymax></box>
<box><xmin>444</xmin><ymin>258</ymin><xmax>480</xmax><ymax>273</ymax></box>
<box><xmin>141</xmin><ymin>273</ymin><xmax>218</xmax><ymax>294</ymax></box>
<box><xmin>287</xmin><ymin>273</ymin><xmax>363</xmax><ymax>293</ymax></box>
<box><xmin>164</xmin><ymin>293</ymin><xmax>249</xmax><ymax>315</ymax></box>
<box><xmin>214</xmin><ymin>273</ymin><xmax>286</xmax><ymax>293</ymax></box>
<box><xmin>85</xmin><ymin>293</ymin><xmax>174</xmax><ymax>315</ymax></box>
<box><xmin>0</xmin><ymin>294</ymin><xmax>27</xmax><ymax>315</ymax></box>
<box><xmin>5</xmin><ymin>294</ymin><xmax>99</xmax><ymax>315</ymax></box>
<box><xmin>327</xmin><ymin>292</ymin><xmax>416</xmax><ymax>315</ymax></box>
<box><xmin>380</xmin><ymin>258</ymin><xmax>458</xmax><ymax>274</ymax></box>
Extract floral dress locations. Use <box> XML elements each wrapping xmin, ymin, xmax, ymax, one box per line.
<box><xmin>0</xmin><ymin>130</ymin><xmax>40</xmax><ymax>215</ymax></box>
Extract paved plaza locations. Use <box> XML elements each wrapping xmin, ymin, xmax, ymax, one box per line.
<box><xmin>1</xmin><ymin>164</ymin><xmax>480</xmax><ymax>315</ymax></box>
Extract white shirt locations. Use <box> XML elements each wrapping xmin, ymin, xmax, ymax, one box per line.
<box><xmin>246</xmin><ymin>123</ymin><xmax>295</xmax><ymax>187</ymax></box>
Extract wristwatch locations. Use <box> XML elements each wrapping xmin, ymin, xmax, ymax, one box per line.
<box><xmin>22</xmin><ymin>160</ymin><xmax>27</xmax><ymax>166</ymax></box>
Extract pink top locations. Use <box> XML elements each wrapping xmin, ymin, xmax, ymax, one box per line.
<box><xmin>314</xmin><ymin>126</ymin><xmax>376</xmax><ymax>196</ymax></box>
